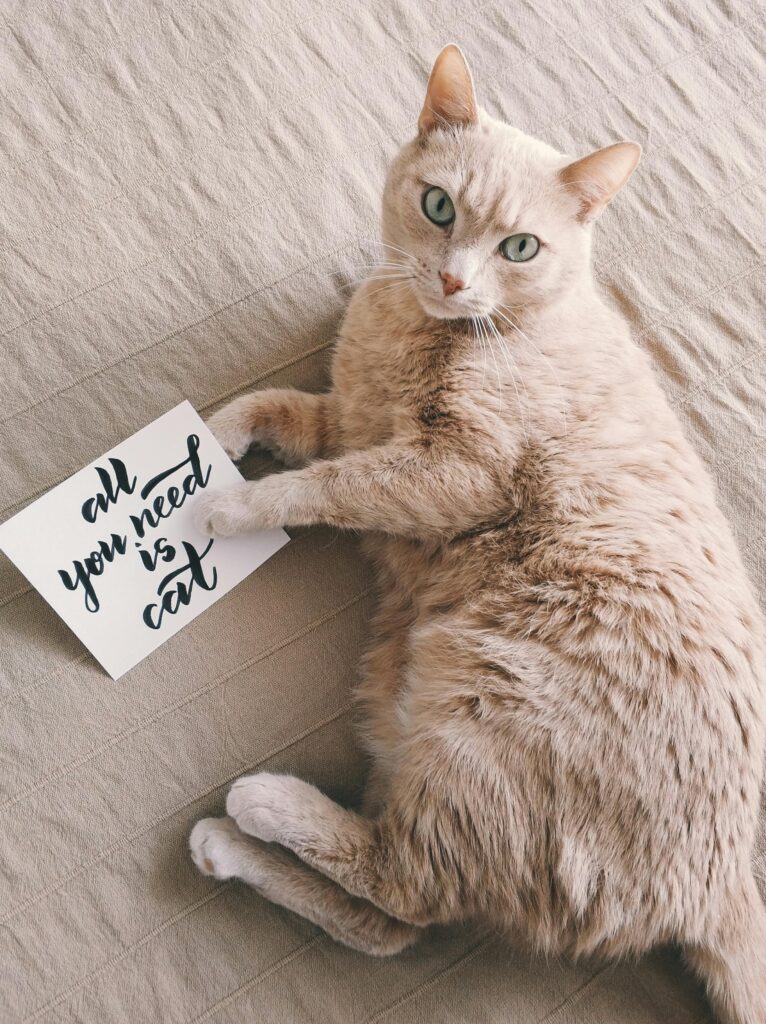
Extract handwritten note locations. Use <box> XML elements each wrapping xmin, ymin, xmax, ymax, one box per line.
<box><xmin>0</xmin><ymin>401</ymin><xmax>289</xmax><ymax>678</ymax></box>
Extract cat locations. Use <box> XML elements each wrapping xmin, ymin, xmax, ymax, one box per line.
<box><xmin>189</xmin><ymin>45</ymin><xmax>766</xmax><ymax>1024</ymax></box>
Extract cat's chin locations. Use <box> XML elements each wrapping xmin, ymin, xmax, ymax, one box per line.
<box><xmin>414</xmin><ymin>290</ymin><xmax>489</xmax><ymax>322</ymax></box>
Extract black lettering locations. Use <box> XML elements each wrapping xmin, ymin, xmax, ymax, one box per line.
<box><xmin>140</xmin><ymin>434</ymin><xmax>211</xmax><ymax>500</ymax></box>
<box><xmin>142</xmin><ymin>538</ymin><xmax>217</xmax><ymax>630</ymax></box>
<box><xmin>57</xmin><ymin>533</ymin><xmax>128</xmax><ymax>612</ymax></box>
<box><xmin>137</xmin><ymin>537</ymin><xmax>176</xmax><ymax>572</ymax></box>
<box><xmin>81</xmin><ymin>459</ymin><xmax>137</xmax><ymax>523</ymax></box>
<box><xmin>129</xmin><ymin>496</ymin><xmax>167</xmax><ymax>539</ymax></box>
<box><xmin>166</xmin><ymin>485</ymin><xmax>183</xmax><ymax>509</ymax></box>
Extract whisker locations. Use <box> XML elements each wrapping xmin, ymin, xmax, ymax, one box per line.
<box><xmin>485</xmin><ymin>313</ymin><xmax>530</xmax><ymax>445</ymax></box>
<box><xmin>340</xmin><ymin>262</ymin><xmax>412</xmax><ymax>277</ymax></box>
<box><xmin>366</xmin><ymin>240</ymin><xmax>418</xmax><ymax>263</ymax></box>
<box><xmin>469</xmin><ymin>316</ymin><xmax>481</xmax><ymax>393</ymax></box>
<box><xmin>482</xmin><ymin>314</ymin><xmax>504</xmax><ymax>411</ymax></box>
<box><xmin>337</xmin><ymin>270</ymin><xmax>414</xmax><ymax>292</ymax></box>
<box><xmin>349</xmin><ymin>263</ymin><xmax>411</xmax><ymax>271</ymax></box>
<box><xmin>480</xmin><ymin>317</ymin><xmax>494</xmax><ymax>399</ymax></box>
<box><xmin>366</xmin><ymin>277</ymin><xmax>415</xmax><ymax>299</ymax></box>
<box><xmin>482</xmin><ymin>320</ymin><xmax>494</xmax><ymax>398</ymax></box>
<box><xmin>472</xmin><ymin>315</ymin><xmax>485</xmax><ymax>392</ymax></box>
<box><xmin>337</xmin><ymin>254</ymin><xmax>415</xmax><ymax>290</ymax></box>
<box><xmin>353</xmin><ymin>257</ymin><xmax>413</xmax><ymax>267</ymax></box>
<box><xmin>495</xmin><ymin>303</ymin><xmax>569</xmax><ymax>439</ymax></box>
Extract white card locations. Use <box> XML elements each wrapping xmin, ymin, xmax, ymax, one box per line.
<box><xmin>0</xmin><ymin>401</ymin><xmax>289</xmax><ymax>679</ymax></box>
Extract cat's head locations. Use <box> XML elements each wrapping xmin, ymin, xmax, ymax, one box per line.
<box><xmin>381</xmin><ymin>45</ymin><xmax>640</xmax><ymax>320</ymax></box>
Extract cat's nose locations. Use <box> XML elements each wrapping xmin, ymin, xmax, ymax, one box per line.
<box><xmin>439</xmin><ymin>271</ymin><xmax>466</xmax><ymax>296</ymax></box>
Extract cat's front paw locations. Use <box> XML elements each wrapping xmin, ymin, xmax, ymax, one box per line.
<box><xmin>193</xmin><ymin>483</ymin><xmax>253</xmax><ymax>537</ymax></box>
<box><xmin>194</xmin><ymin>475</ymin><xmax>297</xmax><ymax>536</ymax></box>
<box><xmin>206</xmin><ymin>397</ymin><xmax>257</xmax><ymax>461</ymax></box>
<box><xmin>189</xmin><ymin>816</ymin><xmax>245</xmax><ymax>880</ymax></box>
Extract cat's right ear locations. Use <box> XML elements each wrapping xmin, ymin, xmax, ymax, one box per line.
<box><xmin>559</xmin><ymin>142</ymin><xmax>642</xmax><ymax>223</ymax></box>
<box><xmin>418</xmin><ymin>45</ymin><xmax>478</xmax><ymax>135</ymax></box>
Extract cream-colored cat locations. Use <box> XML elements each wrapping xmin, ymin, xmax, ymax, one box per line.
<box><xmin>189</xmin><ymin>46</ymin><xmax>766</xmax><ymax>1024</ymax></box>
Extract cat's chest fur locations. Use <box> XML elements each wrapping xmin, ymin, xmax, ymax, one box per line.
<box><xmin>326</xmin><ymin>282</ymin><xmax>766</xmax><ymax>702</ymax></box>
<box><xmin>331</xmin><ymin>285</ymin><xmax>480</xmax><ymax>452</ymax></box>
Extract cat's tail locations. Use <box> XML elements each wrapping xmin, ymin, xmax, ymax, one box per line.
<box><xmin>684</xmin><ymin>873</ymin><xmax>766</xmax><ymax>1024</ymax></box>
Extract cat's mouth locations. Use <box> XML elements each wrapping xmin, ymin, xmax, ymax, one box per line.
<box><xmin>414</xmin><ymin>286</ymin><xmax>490</xmax><ymax>321</ymax></box>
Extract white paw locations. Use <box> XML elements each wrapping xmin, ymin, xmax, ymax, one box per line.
<box><xmin>192</xmin><ymin>484</ymin><xmax>253</xmax><ymax>537</ymax></box>
<box><xmin>227</xmin><ymin>772</ymin><xmax>306</xmax><ymax>843</ymax></box>
<box><xmin>195</xmin><ymin>475</ymin><xmax>295</xmax><ymax>536</ymax></box>
<box><xmin>206</xmin><ymin>399</ymin><xmax>257</xmax><ymax>461</ymax></box>
<box><xmin>189</xmin><ymin>817</ymin><xmax>245</xmax><ymax>880</ymax></box>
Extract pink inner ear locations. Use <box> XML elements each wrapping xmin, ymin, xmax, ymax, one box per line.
<box><xmin>434</xmin><ymin>75</ymin><xmax>474</xmax><ymax>123</ymax></box>
<box><xmin>560</xmin><ymin>143</ymin><xmax>641</xmax><ymax>223</ymax></box>
<box><xmin>419</xmin><ymin>45</ymin><xmax>478</xmax><ymax>135</ymax></box>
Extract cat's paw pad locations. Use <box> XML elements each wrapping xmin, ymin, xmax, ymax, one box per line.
<box><xmin>206</xmin><ymin>400</ymin><xmax>256</xmax><ymax>461</ymax></box>
<box><xmin>193</xmin><ymin>484</ymin><xmax>251</xmax><ymax>537</ymax></box>
<box><xmin>189</xmin><ymin>817</ymin><xmax>243</xmax><ymax>880</ymax></box>
<box><xmin>227</xmin><ymin>772</ymin><xmax>303</xmax><ymax>843</ymax></box>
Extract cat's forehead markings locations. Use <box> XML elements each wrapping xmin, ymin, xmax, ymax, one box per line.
<box><xmin>456</xmin><ymin>176</ymin><xmax>518</xmax><ymax>235</ymax></box>
<box><xmin>452</xmin><ymin>155</ymin><xmax>519</xmax><ymax>230</ymax></box>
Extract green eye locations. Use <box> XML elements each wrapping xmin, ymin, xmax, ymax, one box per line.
<box><xmin>422</xmin><ymin>186</ymin><xmax>455</xmax><ymax>226</ymax></box>
<box><xmin>500</xmin><ymin>233</ymin><xmax>540</xmax><ymax>262</ymax></box>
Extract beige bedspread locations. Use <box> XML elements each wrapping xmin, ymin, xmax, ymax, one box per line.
<box><xmin>1</xmin><ymin>0</ymin><xmax>763</xmax><ymax>1021</ymax></box>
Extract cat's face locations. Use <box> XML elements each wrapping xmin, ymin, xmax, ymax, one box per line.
<box><xmin>380</xmin><ymin>46</ymin><xmax>640</xmax><ymax>321</ymax></box>
<box><xmin>382</xmin><ymin>121</ymin><xmax>585</xmax><ymax>320</ymax></box>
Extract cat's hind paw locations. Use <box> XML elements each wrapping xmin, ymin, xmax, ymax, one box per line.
<box><xmin>189</xmin><ymin>817</ymin><xmax>245</xmax><ymax>880</ymax></box>
<box><xmin>227</xmin><ymin>772</ymin><xmax>307</xmax><ymax>843</ymax></box>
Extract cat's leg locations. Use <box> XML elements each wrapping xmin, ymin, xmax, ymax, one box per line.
<box><xmin>224</xmin><ymin>771</ymin><xmax>462</xmax><ymax>927</ymax></box>
<box><xmin>221</xmin><ymin>632</ymin><xmax>495</xmax><ymax>929</ymax></box>
<box><xmin>189</xmin><ymin>816</ymin><xmax>421</xmax><ymax>955</ymax></box>
<box><xmin>205</xmin><ymin>389</ymin><xmax>341</xmax><ymax>466</ymax></box>
<box><xmin>683</xmin><ymin>872</ymin><xmax>766</xmax><ymax>1024</ymax></box>
<box><xmin>193</xmin><ymin>439</ymin><xmax>509</xmax><ymax>539</ymax></box>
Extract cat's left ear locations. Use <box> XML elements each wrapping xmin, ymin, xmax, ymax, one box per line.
<box><xmin>418</xmin><ymin>44</ymin><xmax>478</xmax><ymax>135</ymax></box>
<box><xmin>560</xmin><ymin>142</ymin><xmax>641</xmax><ymax>223</ymax></box>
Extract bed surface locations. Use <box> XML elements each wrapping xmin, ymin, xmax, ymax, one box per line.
<box><xmin>1</xmin><ymin>1</ymin><xmax>763</xmax><ymax>1021</ymax></box>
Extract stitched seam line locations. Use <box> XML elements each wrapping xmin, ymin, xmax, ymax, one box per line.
<box><xmin>676</xmin><ymin>343</ymin><xmax>763</xmax><ymax>410</ymax></box>
<box><xmin>0</xmin><ymin>526</ymin><xmax>318</xmax><ymax>705</ymax></box>
<box><xmin>0</xmin><ymin>652</ymin><xmax>89</xmax><ymax>711</ymax></box>
<box><xmin>22</xmin><ymin>886</ymin><xmax>231</xmax><ymax>1023</ymax></box>
<box><xmin>0</xmin><ymin>14</ymin><xmax>758</xmax><ymax>515</ymax></box>
<box><xmin>0</xmin><ymin>338</ymin><xmax>334</xmax><ymax>522</ymax></box>
<box><xmin>362</xmin><ymin>937</ymin><xmax>492</xmax><ymax>1024</ymax></box>
<box><xmin>0</xmin><ymin>125</ymin><xmax>384</xmax><ymax>340</ymax></box>
<box><xmin>0</xmin><ymin>238</ymin><xmax>360</xmax><ymax>429</ymax></box>
<box><xmin>539</xmin><ymin>10</ymin><xmax>758</xmax><ymax>137</ymax></box>
<box><xmin>1</xmin><ymin>254</ymin><xmax>762</xmax><ymax>561</ymax></box>
<box><xmin>0</xmin><ymin>585</ymin><xmax>372</xmax><ymax>817</ymax></box>
<box><xmin>594</xmin><ymin>163</ymin><xmax>766</xmax><ymax>274</ymax></box>
<box><xmin>0</xmin><ymin>0</ymin><xmax>356</xmax><ymax>181</ymax></box>
<box><xmin>635</xmin><ymin>260</ymin><xmax>764</xmax><ymax>343</ymax></box>
<box><xmin>0</xmin><ymin>0</ymin><xmax>642</xmax><ymax>223</ymax></box>
<box><xmin>537</xmin><ymin>963</ymin><xmax>615</xmax><ymax>1022</ymax></box>
<box><xmin>186</xmin><ymin>934</ymin><xmax>325</xmax><ymax>1024</ymax></box>
<box><xmin>0</xmin><ymin>583</ymin><xmax>34</xmax><ymax>609</ymax></box>
<box><xmin>1</xmin><ymin>702</ymin><xmax>354</xmax><ymax>928</ymax></box>
<box><xmin>1</xmin><ymin>249</ymin><xmax>762</xmax><ymax>582</ymax></box>
<box><xmin>1</xmin><ymin>2</ymin><xmax>755</xmax><ymax>423</ymax></box>
<box><xmin>20</xmin><ymin>701</ymin><xmax>355</xmax><ymax>1021</ymax></box>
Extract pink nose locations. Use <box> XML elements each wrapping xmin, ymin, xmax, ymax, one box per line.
<box><xmin>439</xmin><ymin>271</ymin><xmax>466</xmax><ymax>296</ymax></box>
